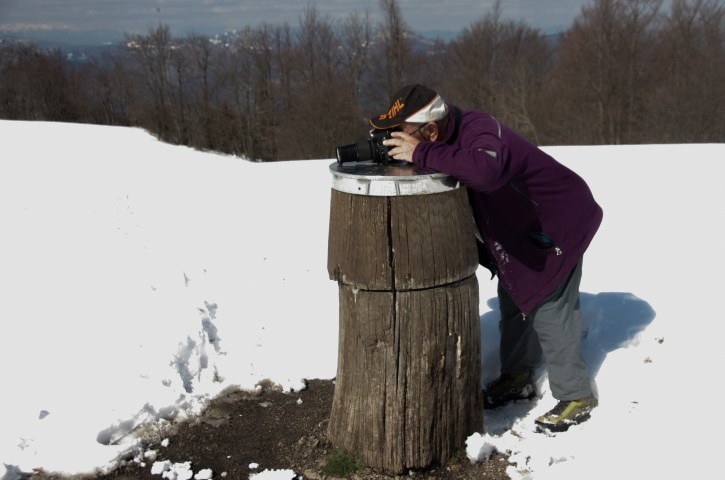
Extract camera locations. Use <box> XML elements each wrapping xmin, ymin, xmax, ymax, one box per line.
<box><xmin>335</xmin><ymin>129</ymin><xmax>395</xmax><ymax>165</ymax></box>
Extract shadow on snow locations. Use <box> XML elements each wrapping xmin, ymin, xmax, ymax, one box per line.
<box><xmin>479</xmin><ymin>291</ymin><xmax>656</xmax><ymax>433</ymax></box>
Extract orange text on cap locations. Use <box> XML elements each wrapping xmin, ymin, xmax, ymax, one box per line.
<box><xmin>379</xmin><ymin>98</ymin><xmax>404</xmax><ymax>121</ymax></box>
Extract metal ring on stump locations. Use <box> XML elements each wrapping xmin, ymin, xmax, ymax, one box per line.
<box><xmin>327</xmin><ymin>161</ymin><xmax>483</xmax><ymax>474</ymax></box>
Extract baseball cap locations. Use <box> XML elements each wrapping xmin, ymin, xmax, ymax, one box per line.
<box><xmin>369</xmin><ymin>84</ymin><xmax>449</xmax><ymax>129</ymax></box>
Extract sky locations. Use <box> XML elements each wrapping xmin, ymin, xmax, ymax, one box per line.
<box><xmin>0</xmin><ymin>0</ymin><xmax>596</xmax><ymax>43</ymax></box>
<box><xmin>1</xmin><ymin>119</ymin><xmax>724</xmax><ymax>480</ymax></box>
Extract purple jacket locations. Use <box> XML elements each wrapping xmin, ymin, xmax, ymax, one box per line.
<box><xmin>412</xmin><ymin>107</ymin><xmax>603</xmax><ymax>314</ymax></box>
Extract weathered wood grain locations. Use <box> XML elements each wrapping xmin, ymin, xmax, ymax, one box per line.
<box><xmin>327</xmin><ymin>187</ymin><xmax>483</xmax><ymax>474</ymax></box>
<box><xmin>328</xmin><ymin>187</ymin><xmax>478</xmax><ymax>291</ymax></box>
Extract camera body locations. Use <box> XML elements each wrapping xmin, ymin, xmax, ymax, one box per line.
<box><xmin>336</xmin><ymin>129</ymin><xmax>394</xmax><ymax>165</ymax></box>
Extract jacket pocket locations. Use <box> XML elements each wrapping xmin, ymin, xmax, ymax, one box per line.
<box><xmin>527</xmin><ymin>231</ymin><xmax>562</xmax><ymax>255</ymax></box>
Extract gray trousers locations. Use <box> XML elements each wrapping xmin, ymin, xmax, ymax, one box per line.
<box><xmin>498</xmin><ymin>260</ymin><xmax>592</xmax><ymax>400</ymax></box>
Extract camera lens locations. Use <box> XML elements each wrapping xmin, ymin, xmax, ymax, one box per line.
<box><xmin>336</xmin><ymin>140</ymin><xmax>374</xmax><ymax>164</ymax></box>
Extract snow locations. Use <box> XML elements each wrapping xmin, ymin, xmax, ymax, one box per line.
<box><xmin>1</xmin><ymin>119</ymin><xmax>723</xmax><ymax>480</ymax></box>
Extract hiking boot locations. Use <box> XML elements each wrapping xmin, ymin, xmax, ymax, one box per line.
<box><xmin>483</xmin><ymin>371</ymin><xmax>536</xmax><ymax>409</ymax></box>
<box><xmin>535</xmin><ymin>395</ymin><xmax>598</xmax><ymax>432</ymax></box>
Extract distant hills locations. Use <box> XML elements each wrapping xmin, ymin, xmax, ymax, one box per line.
<box><xmin>1</xmin><ymin>25</ymin><xmax>463</xmax><ymax>65</ymax></box>
<box><xmin>1</xmin><ymin>25</ymin><xmax>557</xmax><ymax>66</ymax></box>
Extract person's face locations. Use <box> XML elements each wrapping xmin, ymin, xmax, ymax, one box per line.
<box><xmin>401</xmin><ymin>122</ymin><xmax>429</xmax><ymax>140</ymax></box>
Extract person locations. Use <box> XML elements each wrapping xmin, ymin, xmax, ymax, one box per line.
<box><xmin>371</xmin><ymin>84</ymin><xmax>603</xmax><ymax>432</ymax></box>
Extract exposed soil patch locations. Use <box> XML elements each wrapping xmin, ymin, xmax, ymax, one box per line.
<box><xmin>29</xmin><ymin>379</ymin><xmax>511</xmax><ymax>480</ymax></box>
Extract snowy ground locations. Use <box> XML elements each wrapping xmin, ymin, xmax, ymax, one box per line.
<box><xmin>1</xmin><ymin>120</ymin><xmax>724</xmax><ymax>480</ymax></box>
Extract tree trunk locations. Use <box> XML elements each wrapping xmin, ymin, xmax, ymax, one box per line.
<box><xmin>327</xmin><ymin>186</ymin><xmax>483</xmax><ymax>474</ymax></box>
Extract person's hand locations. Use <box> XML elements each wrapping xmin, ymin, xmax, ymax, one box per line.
<box><xmin>383</xmin><ymin>131</ymin><xmax>421</xmax><ymax>163</ymax></box>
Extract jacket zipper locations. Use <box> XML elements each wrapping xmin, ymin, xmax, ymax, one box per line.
<box><xmin>509</xmin><ymin>182</ymin><xmax>540</xmax><ymax>207</ymax></box>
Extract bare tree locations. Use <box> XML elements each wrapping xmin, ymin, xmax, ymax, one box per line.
<box><xmin>543</xmin><ymin>0</ymin><xmax>663</xmax><ymax>144</ymax></box>
<box><xmin>441</xmin><ymin>2</ymin><xmax>551</xmax><ymax>143</ymax></box>
<box><xmin>185</xmin><ymin>34</ymin><xmax>220</xmax><ymax>149</ymax></box>
<box><xmin>167</xmin><ymin>34</ymin><xmax>229</xmax><ymax>150</ymax></box>
<box><xmin>169</xmin><ymin>42</ymin><xmax>192</xmax><ymax>145</ymax></box>
<box><xmin>443</xmin><ymin>2</ymin><xmax>504</xmax><ymax>113</ymax></box>
<box><xmin>0</xmin><ymin>43</ymin><xmax>81</xmax><ymax>121</ymax></box>
<box><xmin>496</xmin><ymin>21</ymin><xmax>552</xmax><ymax>144</ymax></box>
<box><xmin>124</xmin><ymin>24</ymin><xmax>175</xmax><ymax>140</ymax></box>
<box><xmin>226</xmin><ymin>24</ymin><xmax>283</xmax><ymax>160</ymax></box>
<box><xmin>273</xmin><ymin>5</ymin><xmax>352</xmax><ymax>159</ymax></box>
<box><xmin>76</xmin><ymin>57</ymin><xmax>126</xmax><ymax>125</ymax></box>
<box><xmin>367</xmin><ymin>0</ymin><xmax>417</xmax><ymax>104</ymax></box>
<box><xmin>648</xmin><ymin>0</ymin><xmax>725</xmax><ymax>142</ymax></box>
<box><xmin>273</xmin><ymin>24</ymin><xmax>295</xmax><ymax>114</ymax></box>
<box><xmin>339</xmin><ymin>11</ymin><xmax>373</xmax><ymax>133</ymax></box>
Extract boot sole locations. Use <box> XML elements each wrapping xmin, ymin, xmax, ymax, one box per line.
<box><xmin>483</xmin><ymin>387</ymin><xmax>536</xmax><ymax>409</ymax></box>
<box><xmin>535</xmin><ymin>411</ymin><xmax>592</xmax><ymax>433</ymax></box>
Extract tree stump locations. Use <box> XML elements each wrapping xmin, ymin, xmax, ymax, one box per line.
<box><xmin>327</xmin><ymin>163</ymin><xmax>483</xmax><ymax>474</ymax></box>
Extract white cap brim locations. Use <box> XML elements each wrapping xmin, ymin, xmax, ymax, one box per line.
<box><xmin>405</xmin><ymin>94</ymin><xmax>448</xmax><ymax>123</ymax></box>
